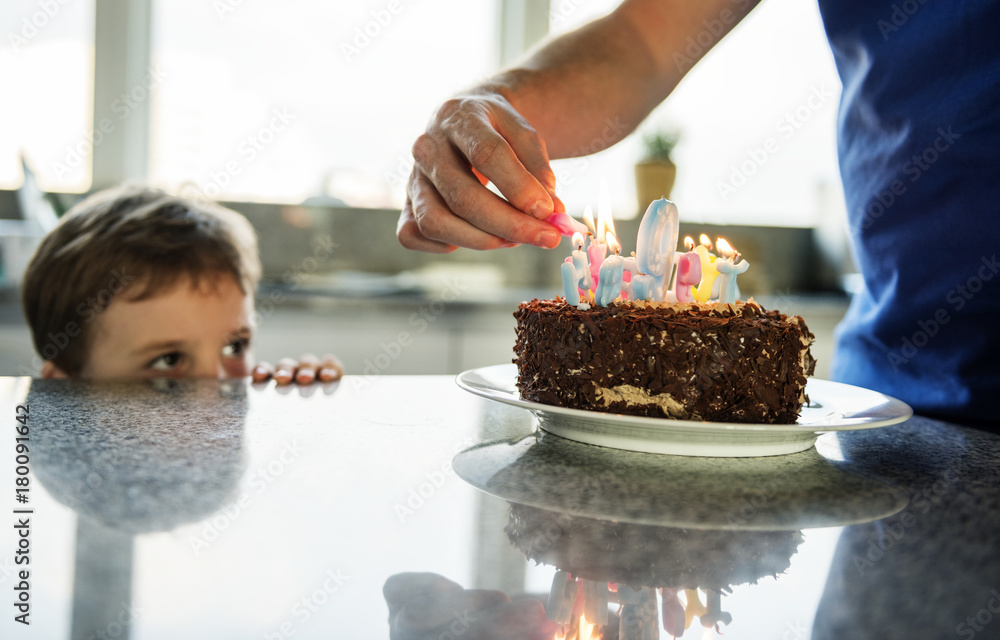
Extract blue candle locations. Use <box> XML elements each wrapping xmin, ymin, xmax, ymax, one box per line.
<box><xmin>631</xmin><ymin>274</ymin><xmax>654</xmax><ymax>301</ymax></box>
<box><xmin>635</xmin><ymin>198</ymin><xmax>679</xmax><ymax>301</ymax></box>
<box><xmin>561</xmin><ymin>261</ymin><xmax>581</xmax><ymax>305</ymax></box>
<box><xmin>595</xmin><ymin>233</ymin><xmax>624</xmax><ymax>306</ymax></box>
<box><xmin>715</xmin><ymin>238</ymin><xmax>749</xmax><ymax>304</ymax></box>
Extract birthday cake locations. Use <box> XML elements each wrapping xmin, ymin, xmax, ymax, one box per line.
<box><xmin>516</xmin><ymin>199</ymin><xmax>816</xmax><ymax>424</ymax></box>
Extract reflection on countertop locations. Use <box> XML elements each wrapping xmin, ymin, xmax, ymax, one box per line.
<box><xmin>1</xmin><ymin>375</ymin><xmax>998</xmax><ymax>639</ymax></box>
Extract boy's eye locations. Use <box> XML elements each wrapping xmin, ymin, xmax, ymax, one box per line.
<box><xmin>149</xmin><ymin>351</ymin><xmax>183</xmax><ymax>371</ymax></box>
<box><xmin>222</xmin><ymin>338</ymin><xmax>250</xmax><ymax>359</ymax></box>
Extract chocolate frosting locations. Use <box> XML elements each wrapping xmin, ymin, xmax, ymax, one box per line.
<box><xmin>513</xmin><ymin>298</ymin><xmax>816</xmax><ymax>424</ymax></box>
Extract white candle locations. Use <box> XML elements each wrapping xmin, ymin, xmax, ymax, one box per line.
<box><xmin>545</xmin><ymin>570</ymin><xmax>578</xmax><ymax>623</ymax></box>
<box><xmin>561</xmin><ymin>232</ymin><xmax>593</xmax><ymax>306</ymax></box>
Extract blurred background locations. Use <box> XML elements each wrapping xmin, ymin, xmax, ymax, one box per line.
<box><xmin>0</xmin><ymin>0</ymin><xmax>855</xmax><ymax>379</ymax></box>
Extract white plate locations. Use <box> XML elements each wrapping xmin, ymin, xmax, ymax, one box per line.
<box><xmin>455</xmin><ymin>364</ymin><xmax>913</xmax><ymax>457</ymax></box>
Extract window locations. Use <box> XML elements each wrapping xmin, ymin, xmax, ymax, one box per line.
<box><xmin>150</xmin><ymin>0</ymin><xmax>499</xmax><ymax>207</ymax></box>
<box><xmin>0</xmin><ymin>0</ymin><xmax>95</xmax><ymax>192</ymax></box>
<box><xmin>548</xmin><ymin>0</ymin><xmax>844</xmax><ymax>226</ymax></box>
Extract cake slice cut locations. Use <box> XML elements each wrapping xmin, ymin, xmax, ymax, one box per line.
<box><xmin>513</xmin><ymin>298</ymin><xmax>816</xmax><ymax>424</ymax></box>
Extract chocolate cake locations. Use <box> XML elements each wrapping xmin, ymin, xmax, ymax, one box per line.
<box><xmin>513</xmin><ymin>298</ymin><xmax>815</xmax><ymax>424</ymax></box>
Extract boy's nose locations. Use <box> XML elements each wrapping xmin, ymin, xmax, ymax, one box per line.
<box><xmin>191</xmin><ymin>356</ymin><xmax>226</xmax><ymax>379</ymax></box>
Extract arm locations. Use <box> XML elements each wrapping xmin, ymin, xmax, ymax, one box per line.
<box><xmin>398</xmin><ymin>0</ymin><xmax>760</xmax><ymax>253</ymax></box>
<box><xmin>495</xmin><ymin>0</ymin><xmax>760</xmax><ymax>158</ymax></box>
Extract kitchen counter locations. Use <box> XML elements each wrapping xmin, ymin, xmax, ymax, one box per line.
<box><xmin>1</xmin><ymin>376</ymin><xmax>997</xmax><ymax>639</ymax></box>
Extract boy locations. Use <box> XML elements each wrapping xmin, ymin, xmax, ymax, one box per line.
<box><xmin>21</xmin><ymin>184</ymin><xmax>342</xmax><ymax>384</ymax></box>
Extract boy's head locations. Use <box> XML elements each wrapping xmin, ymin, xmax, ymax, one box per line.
<box><xmin>22</xmin><ymin>185</ymin><xmax>262</xmax><ymax>379</ymax></box>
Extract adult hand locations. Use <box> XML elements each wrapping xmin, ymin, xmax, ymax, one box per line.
<box><xmin>251</xmin><ymin>353</ymin><xmax>343</xmax><ymax>385</ymax></box>
<box><xmin>398</xmin><ymin>91</ymin><xmax>566</xmax><ymax>253</ymax></box>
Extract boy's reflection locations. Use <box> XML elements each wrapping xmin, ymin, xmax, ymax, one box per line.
<box><xmin>29</xmin><ymin>378</ymin><xmax>248</xmax><ymax>640</ymax></box>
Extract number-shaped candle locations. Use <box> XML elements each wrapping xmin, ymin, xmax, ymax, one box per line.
<box><xmin>635</xmin><ymin>198</ymin><xmax>679</xmax><ymax>301</ymax></box>
<box><xmin>692</xmin><ymin>235</ymin><xmax>720</xmax><ymax>303</ymax></box>
<box><xmin>674</xmin><ymin>237</ymin><xmax>702</xmax><ymax>303</ymax></box>
<box><xmin>715</xmin><ymin>237</ymin><xmax>749</xmax><ymax>304</ymax></box>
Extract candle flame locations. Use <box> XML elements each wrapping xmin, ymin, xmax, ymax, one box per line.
<box><xmin>583</xmin><ymin>205</ymin><xmax>596</xmax><ymax>237</ymax></box>
<box><xmin>716</xmin><ymin>237</ymin><xmax>736</xmax><ymax>259</ymax></box>
<box><xmin>684</xmin><ymin>236</ymin><xmax>695</xmax><ymax>252</ymax></box>
<box><xmin>597</xmin><ymin>180</ymin><xmax>616</xmax><ymax>245</ymax></box>
<box><xmin>606</xmin><ymin>231</ymin><xmax>620</xmax><ymax>255</ymax></box>
<box><xmin>572</xmin><ymin>232</ymin><xmax>584</xmax><ymax>250</ymax></box>
<box><xmin>699</xmin><ymin>234</ymin><xmax>712</xmax><ymax>250</ymax></box>
<box><xmin>553</xmin><ymin>613</ymin><xmax>598</xmax><ymax>640</ymax></box>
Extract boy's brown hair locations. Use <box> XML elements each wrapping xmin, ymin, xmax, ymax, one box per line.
<box><xmin>22</xmin><ymin>185</ymin><xmax>261</xmax><ymax>375</ymax></box>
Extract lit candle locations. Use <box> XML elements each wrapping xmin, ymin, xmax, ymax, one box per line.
<box><xmin>588</xmin><ymin>194</ymin><xmax>616</xmax><ymax>291</ymax></box>
<box><xmin>560</xmin><ymin>232</ymin><xmax>593</xmax><ymax>306</ymax></box>
<box><xmin>635</xmin><ymin>198</ymin><xmax>679</xmax><ymax>301</ymax></box>
<box><xmin>595</xmin><ymin>232</ymin><xmax>624</xmax><ymax>306</ymax></box>
<box><xmin>692</xmin><ymin>234</ymin><xmax>720</xmax><ymax>303</ymax></box>
<box><xmin>582</xmin><ymin>204</ymin><xmax>597</xmax><ymax>237</ymax></box>
<box><xmin>715</xmin><ymin>237</ymin><xmax>750</xmax><ymax>304</ymax></box>
<box><xmin>586</xmin><ymin>233</ymin><xmax>606</xmax><ymax>291</ymax></box>
<box><xmin>597</xmin><ymin>179</ymin><xmax>616</xmax><ymax>243</ymax></box>
<box><xmin>675</xmin><ymin>236</ymin><xmax>702</xmax><ymax>303</ymax></box>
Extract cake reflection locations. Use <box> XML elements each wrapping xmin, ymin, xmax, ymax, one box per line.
<box><xmin>450</xmin><ymin>430</ymin><xmax>909</xmax><ymax>639</ymax></box>
<box><xmin>506</xmin><ymin>502</ymin><xmax>802</xmax><ymax>638</ymax></box>
<box><xmin>453</xmin><ymin>430</ymin><xmax>907</xmax><ymax>529</ymax></box>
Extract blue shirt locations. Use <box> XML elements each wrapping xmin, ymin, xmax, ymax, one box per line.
<box><xmin>817</xmin><ymin>0</ymin><xmax>1000</xmax><ymax>424</ymax></box>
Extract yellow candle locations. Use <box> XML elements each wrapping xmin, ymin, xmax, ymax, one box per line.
<box><xmin>683</xmin><ymin>588</ymin><xmax>707</xmax><ymax>629</ymax></box>
<box><xmin>692</xmin><ymin>244</ymin><xmax>719</xmax><ymax>302</ymax></box>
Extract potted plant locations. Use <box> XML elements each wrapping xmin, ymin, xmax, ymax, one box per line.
<box><xmin>635</xmin><ymin>131</ymin><xmax>679</xmax><ymax>211</ymax></box>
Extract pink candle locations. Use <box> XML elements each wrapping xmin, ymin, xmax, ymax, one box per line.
<box><xmin>675</xmin><ymin>237</ymin><xmax>701</xmax><ymax>303</ymax></box>
<box><xmin>587</xmin><ymin>235</ymin><xmax>606</xmax><ymax>291</ymax></box>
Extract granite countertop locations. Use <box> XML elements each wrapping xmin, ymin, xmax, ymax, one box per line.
<box><xmin>0</xmin><ymin>376</ymin><xmax>997</xmax><ymax>639</ymax></box>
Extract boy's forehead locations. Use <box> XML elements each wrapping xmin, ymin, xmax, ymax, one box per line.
<box><xmin>118</xmin><ymin>271</ymin><xmax>246</xmax><ymax>302</ymax></box>
<box><xmin>91</xmin><ymin>274</ymin><xmax>253</xmax><ymax>342</ymax></box>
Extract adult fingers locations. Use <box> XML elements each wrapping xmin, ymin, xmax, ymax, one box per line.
<box><xmin>432</xmin><ymin>97</ymin><xmax>555</xmax><ymax>221</ymax></box>
<box><xmin>397</xmin><ymin>195</ymin><xmax>457</xmax><ymax>254</ymax></box>
<box><xmin>411</xmin><ymin>146</ymin><xmax>560</xmax><ymax>249</ymax></box>
<box><xmin>491</xmin><ymin>107</ymin><xmax>565</xmax><ymax>217</ymax></box>
<box><xmin>405</xmin><ymin>169</ymin><xmax>523</xmax><ymax>250</ymax></box>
